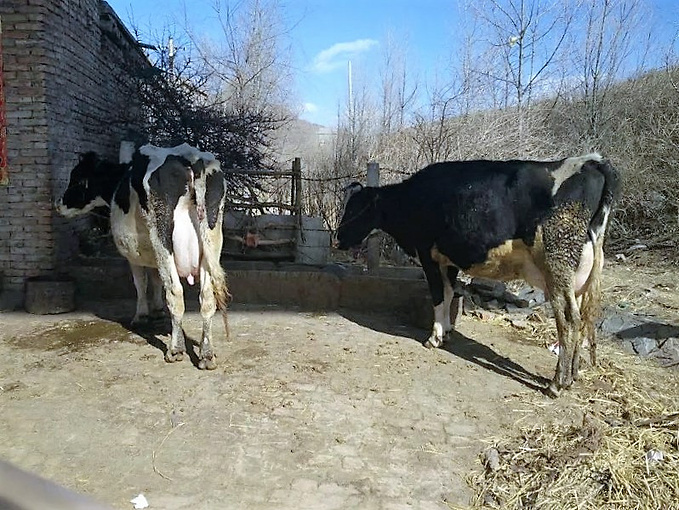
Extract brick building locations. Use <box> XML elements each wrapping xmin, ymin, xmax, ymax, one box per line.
<box><xmin>0</xmin><ymin>0</ymin><xmax>146</xmax><ymax>304</ymax></box>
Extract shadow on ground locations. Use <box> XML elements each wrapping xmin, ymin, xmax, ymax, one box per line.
<box><xmin>76</xmin><ymin>299</ymin><xmax>210</xmax><ymax>369</ymax></box>
<box><xmin>339</xmin><ymin>309</ymin><xmax>550</xmax><ymax>394</ymax></box>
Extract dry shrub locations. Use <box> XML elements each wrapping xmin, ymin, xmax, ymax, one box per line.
<box><xmin>469</xmin><ymin>347</ymin><xmax>679</xmax><ymax>509</ymax></box>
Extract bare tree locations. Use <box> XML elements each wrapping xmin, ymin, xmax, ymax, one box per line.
<box><xmin>377</xmin><ymin>32</ymin><xmax>418</xmax><ymax>135</ymax></box>
<box><xmin>466</xmin><ymin>0</ymin><xmax>574</xmax><ymax>113</ymax></box>
<box><xmin>569</xmin><ymin>0</ymin><xmax>650</xmax><ymax>138</ymax></box>
<box><xmin>193</xmin><ymin>0</ymin><xmax>294</xmax><ymax>123</ymax></box>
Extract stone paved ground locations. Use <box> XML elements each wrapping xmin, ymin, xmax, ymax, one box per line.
<box><xmin>0</xmin><ymin>301</ymin><xmax>558</xmax><ymax>510</ymax></box>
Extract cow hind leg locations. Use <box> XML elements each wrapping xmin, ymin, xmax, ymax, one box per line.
<box><xmin>197</xmin><ymin>264</ymin><xmax>219</xmax><ymax>370</ymax></box>
<box><xmin>418</xmin><ymin>250</ymin><xmax>446</xmax><ymax>348</ymax></box>
<box><xmin>154</xmin><ymin>252</ymin><xmax>187</xmax><ymax>363</ymax></box>
<box><xmin>130</xmin><ymin>264</ymin><xmax>150</xmax><ymax>325</ymax></box>
<box><xmin>541</xmin><ymin>204</ymin><xmax>590</xmax><ymax>397</ymax></box>
<box><xmin>547</xmin><ymin>288</ymin><xmax>580</xmax><ymax>397</ymax></box>
<box><xmin>148</xmin><ymin>268</ymin><xmax>167</xmax><ymax>320</ymax></box>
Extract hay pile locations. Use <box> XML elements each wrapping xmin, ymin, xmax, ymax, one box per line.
<box><xmin>469</xmin><ymin>347</ymin><xmax>679</xmax><ymax>509</ymax></box>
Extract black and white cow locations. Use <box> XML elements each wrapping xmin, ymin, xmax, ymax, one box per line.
<box><xmin>57</xmin><ymin>143</ymin><xmax>230</xmax><ymax>369</ymax></box>
<box><xmin>336</xmin><ymin>154</ymin><xmax>621</xmax><ymax>396</ymax></box>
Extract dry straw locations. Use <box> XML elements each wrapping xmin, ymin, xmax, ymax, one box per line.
<box><xmin>469</xmin><ymin>345</ymin><xmax>679</xmax><ymax>509</ymax></box>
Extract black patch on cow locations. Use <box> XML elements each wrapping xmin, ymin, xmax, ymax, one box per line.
<box><xmin>61</xmin><ymin>152</ymin><xmax>129</xmax><ymax>210</ymax></box>
<box><xmin>205</xmin><ymin>168</ymin><xmax>226</xmax><ymax>229</ymax></box>
<box><xmin>374</xmin><ymin>160</ymin><xmax>556</xmax><ymax>270</ymax></box>
<box><xmin>146</xmin><ymin>155</ymin><xmax>192</xmax><ymax>251</ymax></box>
<box><xmin>133</xmin><ymin>152</ymin><xmax>151</xmax><ymax>210</ymax></box>
<box><xmin>113</xmin><ymin>171</ymin><xmax>132</xmax><ymax>214</ymax></box>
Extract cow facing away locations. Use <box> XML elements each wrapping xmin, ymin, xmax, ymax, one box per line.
<box><xmin>57</xmin><ymin>143</ymin><xmax>230</xmax><ymax>369</ymax></box>
<box><xmin>336</xmin><ymin>154</ymin><xmax>621</xmax><ymax>396</ymax></box>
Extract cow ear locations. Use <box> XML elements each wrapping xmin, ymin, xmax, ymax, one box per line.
<box><xmin>344</xmin><ymin>181</ymin><xmax>363</xmax><ymax>194</ymax></box>
<box><xmin>343</xmin><ymin>182</ymin><xmax>364</xmax><ymax>202</ymax></box>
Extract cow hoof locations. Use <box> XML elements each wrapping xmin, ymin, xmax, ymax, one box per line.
<box><xmin>165</xmin><ymin>350</ymin><xmax>184</xmax><ymax>363</ymax></box>
<box><xmin>198</xmin><ymin>356</ymin><xmax>217</xmax><ymax>370</ymax></box>
<box><xmin>149</xmin><ymin>309</ymin><xmax>168</xmax><ymax>321</ymax></box>
<box><xmin>131</xmin><ymin>315</ymin><xmax>149</xmax><ymax>327</ymax></box>
<box><xmin>424</xmin><ymin>337</ymin><xmax>442</xmax><ymax>349</ymax></box>
<box><xmin>545</xmin><ymin>382</ymin><xmax>560</xmax><ymax>398</ymax></box>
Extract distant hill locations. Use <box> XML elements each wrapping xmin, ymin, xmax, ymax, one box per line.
<box><xmin>271</xmin><ymin>118</ymin><xmax>334</xmax><ymax>164</ymax></box>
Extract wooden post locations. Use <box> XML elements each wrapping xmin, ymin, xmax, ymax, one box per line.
<box><xmin>367</xmin><ymin>161</ymin><xmax>379</xmax><ymax>273</ymax></box>
<box><xmin>292</xmin><ymin>157</ymin><xmax>302</xmax><ymax>216</ymax></box>
<box><xmin>292</xmin><ymin>157</ymin><xmax>304</xmax><ymax>246</ymax></box>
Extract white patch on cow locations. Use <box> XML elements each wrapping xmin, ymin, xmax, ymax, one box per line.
<box><xmin>55</xmin><ymin>196</ymin><xmax>108</xmax><ymax>218</ymax></box>
<box><xmin>119</xmin><ymin>141</ymin><xmax>136</xmax><ymax>164</ymax></box>
<box><xmin>110</xmin><ymin>193</ymin><xmax>157</xmax><ymax>267</ymax></box>
<box><xmin>440</xmin><ymin>266</ymin><xmax>455</xmax><ymax>333</ymax></box>
<box><xmin>550</xmin><ymin>153</ymin><xmax>603</xmax><ymax>195</ymax></box>
<box><xmin>140</xmin><ymin>143</ymin><xmax>218</xmax><ymax>190</ymax></box>
<box><xmin>172</xmin><ymin>194</ymin><xmax>201</xmax><ymax>284</ymax></box>
<box><xmin>574</xmin><ymin>241</ymin><xmax>594</xmax><ymax>295</ymax></box>
<box><xmin>428</xmin><ymin>305</ymin><xmax>446</xmax><ymax>348</ymax></box>
<box><xmin>590</xmin><ymin>205</ymin><xmax>611</xmax><ymax>243</ymax></box>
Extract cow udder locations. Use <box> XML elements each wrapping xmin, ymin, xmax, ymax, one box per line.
<box><xmin>172</xmin><ymin>195</ymin><xmax>201</xmax><ymax>285</ymax></box>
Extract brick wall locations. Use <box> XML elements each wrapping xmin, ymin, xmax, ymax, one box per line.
<box><xmin>0</xmin><ymin>0</ymin><xmax>144</xmax><ymax>298</ymax></box>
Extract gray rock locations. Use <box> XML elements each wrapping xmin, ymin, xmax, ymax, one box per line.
<box><xmin>632</xmin><ymin>337</ymin><xmax>657</xmax><ymax>357</ymax></box>
<box><xmin>484</xmin><ymin>299</ymin><xmax>502</xmax><ymax>310</ymax></box>
<box><xmin>656</xmin><ymin>338</ymin><xmax>679</xmax><ymax>367</ymax></box>
<box><xmin>503</xmin><ymin>290</ymin><xmax>530</xmax><ymax>308</ymax></box>
<box><xmin>470</xmin><ymin>278</ymin><xmax>506</xmax><ymax>299</ymax></box>
<box><xmin>598</xmin><ymin>309</ymin><xmax>644</xmax><ymax>336</ymax></box>
<box><xmin>505</xmin><ymin>303</ymin><xmax>532</xmax><ymax>315</ymax></box>
<box><xmin>620</xmin><ymin>340</ymin><xmax>636</xmax><ymax>354</ymax></box>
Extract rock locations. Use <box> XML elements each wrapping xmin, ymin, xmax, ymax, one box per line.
<box><xmin>484</xmin><ymin>299</ymin><xmax>502</xmax><ymax>310</ymax></box>
<box><xmin>631</xmin><ymin>337</ymin><xmax>657</xmax><ymax>357</ymax></box>
<box><xmin>620</xmin><ymin>340</ymin><xmax>636</xmax><ymax>354</ymax></box>
<box><xmin>470</xmin><ymin>278</ymin><xmax>506</xmax><ymax>299</ymax></box>
<box><xmin>598</xmin><ymin>309</ymin><xmax>644</xmax><ymax>336</ymax></box>
<box><xmin>484</xmin><ymin>448</ymin><xmax>501</xmax><ymax>472</ymax></box>
<box><xmin>656</xmin><ymin>338</ymin><xmax>679</xmax><ymax>367</ymax></box>
<box><xmin>503</xmin><ymin>290</ymin><xmax>530</xmax><ymax>308</ymax></box>
<box><xmin>505</xmin><ymin>303</ymin><xmax>532</xmax><ymax>315</ymax></box>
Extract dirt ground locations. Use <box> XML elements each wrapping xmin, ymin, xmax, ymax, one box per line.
<box><xmin>0</xmin><ymin>259</ymin><xmax>676</xmax><ymax>510</ymax></box>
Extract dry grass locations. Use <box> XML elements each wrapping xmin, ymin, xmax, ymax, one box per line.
<box><xmin>468</xmin><ymin>345</ymin><xmax>679</xmax><ymax>509</ymax></box>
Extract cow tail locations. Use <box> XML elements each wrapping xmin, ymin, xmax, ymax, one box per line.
<box><xmin>581</xmin><ymin>159</ymin><xmax>621</xmax><ymax>366</ymax></box>
<box><xmin>580</xmin><ymin>235</ymin><xmax>603</xmax><ymax>366</ymax></box>
<box><xmin>589</xmin><ymin>159</ymin><xmax>622</xmax><ymax>243</ymax></box>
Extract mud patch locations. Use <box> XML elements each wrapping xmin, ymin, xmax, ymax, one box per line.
<box><xmin>7</xmin><ymin>320</ymin><xmax>140</xmax><ymax>353</ymax></box>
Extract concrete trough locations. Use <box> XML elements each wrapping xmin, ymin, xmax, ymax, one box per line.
<box><xmin>68</xmin><ymin>257</ymin><xmax>433</xmax><ymax>327</ymax></box>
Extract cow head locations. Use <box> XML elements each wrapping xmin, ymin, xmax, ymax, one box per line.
<box><xmin>335</xmin><ymin>182</ymin><xmax>380</xmax><ymax>250</ymax></box>
<box><xmin>56</xmin><ymin>152</ymin><xmax>121</xmax><ymax>218</ymax></box>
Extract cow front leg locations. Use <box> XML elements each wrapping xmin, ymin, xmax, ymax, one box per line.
<box><xmin>441</xmin><ymin>266</ymin><xmax>460</xmax><ymax>334</ymax></box>
<box><xmin>148</xmin><ymin>268</ymin><xmax>167</xmax><ymax>320</ymax></box>
<box><xmin>420</xmin><ymin>250</ymin><xmax>446</xmax><ymax>348</ymax></box>
<box><xmin>129</xmin><ymin>264</ymin><xmax>150</xmax><ymax>325</ymax></box>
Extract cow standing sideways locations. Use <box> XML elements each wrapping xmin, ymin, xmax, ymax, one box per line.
<box><xmin>57</xmin><ymin>143</ymin><xmax>230</xmax><ymax>369</ymax></box>
<box><xmin>336</xmin><ymin>154</ymin><xmax>621</xmax><ymax>396</ymax></box>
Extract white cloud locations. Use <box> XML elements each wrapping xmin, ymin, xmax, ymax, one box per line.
<box><xmin>303</xmin><ymin>102</ymin><xmax>318</xmax><ymax>113</ymax></box>
<box><xmin>311</xmin><ymin>39</ymin><xmax>378</xmax><ymax>73</ymax></box>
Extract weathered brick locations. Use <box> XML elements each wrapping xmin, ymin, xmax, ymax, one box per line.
<box><xmin>0</xmin><ymin>0</ymin><xmax>145</xmax><ymax>294</ymax></box>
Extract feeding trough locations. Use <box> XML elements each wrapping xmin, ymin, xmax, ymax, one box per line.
<box><xmin>24</xmin><ymin>274</ymin><xmax>75</xmax><ymax>314</ymax></box>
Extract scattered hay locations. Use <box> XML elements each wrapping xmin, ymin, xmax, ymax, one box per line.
<box><xmin>469</xmin><ymin>346</ymin><xmax>679</xmax><ymax>509</ymax></box>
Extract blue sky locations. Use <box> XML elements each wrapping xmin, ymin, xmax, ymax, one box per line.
<box><xmin>107</xmin><ymin>0</ymin><xmax>679</xmax><ymax>127</ymax></box>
